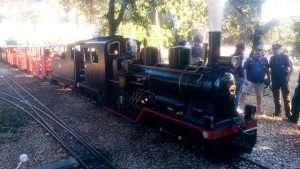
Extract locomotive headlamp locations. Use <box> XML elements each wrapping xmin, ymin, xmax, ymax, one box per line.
<box><xmin>218</xmin><ymin>72</ymin><xmax>236</xmax><ymax>96</ymax></box>
<box><xmin>228</xmin><ymin>84</ymin><xmax>236</xmax><ymax>96</ymax></box>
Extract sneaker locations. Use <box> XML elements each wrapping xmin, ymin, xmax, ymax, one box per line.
<box><xmin>282</xmin><ymin>117</ymin><xmax>289</xmax><ymax>122</ymax></box>
<box><xmin>273</xmin><ymin>113</ymin><xmax>281</xmax><ymax>117</ymax></box>
<box><xmin>288</xmin><ymin>116</ymin><xmax>298</xmax><ymax>124</ymax></box>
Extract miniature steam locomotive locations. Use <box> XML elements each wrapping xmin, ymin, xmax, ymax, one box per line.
<box><xmin>0</xmin><ymin>32</ymin><xmax>258</xmax><ymax>152</ymax></box>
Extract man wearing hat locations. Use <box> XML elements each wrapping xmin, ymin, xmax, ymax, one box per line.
<box><xmin>269</xmin><ymin>43</ymin><xmax>294</xmax><ymax>119</ymax></box>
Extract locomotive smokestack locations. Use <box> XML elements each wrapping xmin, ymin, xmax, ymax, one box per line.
<box><xmin>207</xmin><ymin>0</ymin><xmax>224</xmax><ymax>66</ymax></box>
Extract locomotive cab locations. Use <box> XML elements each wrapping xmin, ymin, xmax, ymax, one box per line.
<box><xmin>57</xmin><ymin>36</ymin><xmax>137</xmax><ymax>101</ymax></box>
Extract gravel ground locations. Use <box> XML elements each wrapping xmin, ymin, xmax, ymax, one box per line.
<box><xmin>0</xmin><ymin>62</ymin><xmax>299</xmax><ymax>169</ymax></box>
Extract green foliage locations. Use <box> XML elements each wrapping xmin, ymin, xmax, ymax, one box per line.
<box><xmin>264</xmin><ymin>23</ymin><xmax>295</xmax><ymax>45</ymax></box>
<box><xmin>293</xmin><ymin>21</ymin><xmax>300</xmax><ymax>57</ymax></box>
<box><xmin>223</xmin><ymin>0</ymin><xmax>265</xmax><ymax>44</ymax></box>
<box><xmin>62</xmin><ymin>0</ymin><xmax>207</xmax><ymax>46</ymax></box>
<box><xmin>118</xmin><ymin>0</ymin><xmax>207</xmax><ymax>47</ymax></box>
<box><xmin>118</xmin><ymin>22</ymin><xmax>173</xmax><ymax>47</ymax></box>
<box><xmin>158</xmin><ymin>0</ymin><xmax>207</xmax><ymax>42</ymax></box>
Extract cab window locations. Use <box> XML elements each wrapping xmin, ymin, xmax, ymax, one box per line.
<box><xmin>108</xmin><ymin>42</ymin><xmax>120</xmax><ymax>55</ymax></box>
<box><xmin>91</xmin><ymin>48</ymin><xmax>98</xmax><ymax>63</ymax></box>
<box><xmin>83</xmin><ymin>48</ymin><xmax>91</xmax><ymax>63</ymax></box>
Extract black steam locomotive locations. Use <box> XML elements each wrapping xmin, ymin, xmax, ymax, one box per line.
<box><xmin>49</xmin><ymin>32</ymin><xmax>257</xmax><ymax>152</ymax></box>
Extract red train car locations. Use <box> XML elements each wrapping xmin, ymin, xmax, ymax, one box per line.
<box><xmin>34</xmin><ymin>47</ymin><xmax>51</xmax><ymax>79</ymax></box>
<box><xmin>2</xmin><ymin>46</ymin><xmax>52</xmax><ymax>79</ymax></box>
<box><xmin>26</xmin><ymin>46</ymin><xmax>52</xmax><ymax>79</ymax></box>
<box><xmin>16</xmin><ymin>47</ymin><xmax>27</xmax><ymax>70</ymax></box>
<box><xmin>6</xmin><ymin>47</ymin><xmax>17</xmax><ymax>66</ymax></box>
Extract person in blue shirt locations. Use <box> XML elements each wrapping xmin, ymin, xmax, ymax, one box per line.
<box><xmin>231</xmin><ymin>42</ymin><xmax>246</xmax><ymax>110</ymax></box>
<box><xmin>240</xmin><ymin>45</ymin><xmax>270</xmax><ymax>114</ymax></box>
<box><xmin>269</xmin><ymin>43</ymin><xmax>294</xmax><ymax>119</ymax></box>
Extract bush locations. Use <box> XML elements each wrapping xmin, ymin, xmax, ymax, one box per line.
<box><xmin>292</xmin><ymin>22</ymin><xmax>300</xmax><ymax>58</ymax></box>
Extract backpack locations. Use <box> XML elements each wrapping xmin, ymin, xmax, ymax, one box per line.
<box><xmin>245</xmin><ymin>56</ymin><xmax>268</xmax><ymax>83</ymax></box>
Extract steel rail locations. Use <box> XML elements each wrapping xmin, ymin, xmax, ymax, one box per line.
<box><xmin>0</xmin><ymin>96</ymin><xmax>90</xmax><ymax>169</ymax></box>
<box><xmin>0</xmin><ymin>90</ymin><xmax>116</xmax><ymax>169</ymax></box>
<box><xmin>0</xmin><ymin>75</ymin><xmax>117</xmax><ymax>169</ymax></box>
<box><xmin>238</xmin><ymin>156</ymin><xmax>270</xmax><ymax>169</ymax></box>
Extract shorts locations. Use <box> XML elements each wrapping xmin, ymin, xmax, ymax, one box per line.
<box><xmin>242</xmin><ymin>81</ymin><xmax>264</xmax><ymax>96</ymax></box>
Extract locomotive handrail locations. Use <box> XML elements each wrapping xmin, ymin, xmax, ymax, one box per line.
<box><xmin>133</xmin><ymin>64</ymin><xmax>213</xmax><ymax>75</ymax></box>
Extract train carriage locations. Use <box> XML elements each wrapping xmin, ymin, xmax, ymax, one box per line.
<box><xmin>6</xmin><ymin>47</ymin><xmax>17</xmax><ymax>66</ymax></box>
<box><xmin>35</xmin><ymin>47</ymin><xmax>51</xmax><ymax>79</ymax></box>
<box><xmin>0</xmin><ymin>48</ymin><xmax>7</xmax><ymax>62</ymax></box>
<box><xmin>16</xmin><ymin>47</ymin><xmax>27</xmax><ymax>70</ymax></box>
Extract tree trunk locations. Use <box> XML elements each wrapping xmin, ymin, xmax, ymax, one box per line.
<box><xmin>107</xmin><ymin>0</ymin><xmax>128</xmax><ymax>36</ymax></box>
<box><xmin>109</xmin><ymin>23</ymin><xmax>117</xmax><ymax>36</ymax></box>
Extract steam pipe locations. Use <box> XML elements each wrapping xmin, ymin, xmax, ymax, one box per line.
<box><xmin>207</xmin><ymin>0</ymin><xmax>224</xmax><ymax>66</ymax></box>
<box><xmin>207</xmin><ymin>32</ymin><xmax>221</xmax><ymax>66</ymax></box>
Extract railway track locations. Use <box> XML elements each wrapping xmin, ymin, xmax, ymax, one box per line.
<box><xmin>238</xmin><ymin>156</ymin><xmax>270</xmax><ymax>169</ymax></box>
<box><xmin>229</xmin><ymin>156</ymin><xmax>270</xmax><ymax>169</ymax></box>
<box><xmin>0</xmin><ymin>75</ymin><xmax>118</xmax><ymax>169</ymax></box>
<box><xmin>0</xmin><ymin>69</ymin><xmax>270</xmax><ymax>169</ymax></box>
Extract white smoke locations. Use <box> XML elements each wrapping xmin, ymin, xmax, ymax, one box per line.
<box><xmin>208</xmin><ymin>0</ymin><xmax>225</xmax><ymax>32</ymax></box>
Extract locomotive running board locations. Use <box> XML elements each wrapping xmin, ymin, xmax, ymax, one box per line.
<box><xmin>103</xmin><ymin>106</ymin><xmax>257</xmax><ymax>141</ymax></box>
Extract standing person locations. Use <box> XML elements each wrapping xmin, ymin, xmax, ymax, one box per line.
<box><xmin>191</xmin><ymin>34</ymin><xmax>203</xmax><ymax>64</ymax></box>
<box><xmin>269</xmin><ymin>43</ymin><xmax>294</xmax><ymax>119</ymax></box>
<box><xmin>240</xmin><ymin>45</ymin><xmax>270</xmax><ymax>114</ymax></box>
<box><xmin>231</xmin><ymin>42</ymin><xmax>246</xmax><ymax>110</ymax></box>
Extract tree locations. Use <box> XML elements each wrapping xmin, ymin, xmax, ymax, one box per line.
<box><xmin>106</xmin><ymin>0</ymin><xmax>165</xmax><ymax>36</ymax></box>
<box><xmin>158</xmin><ymin>0</ymin><xmax>207</xmax><ymax>43</ymax></box>
<box><xmin>62</xmin><ymin>0</ymin><xmax>207</xmax><ymax>41</ymax></box>
<box><xmin>107</xmin><ymin>0</ymin><xmax>130</xmax><ymax>35</ymax></box>
<box><xmin>223</xmin><ymin>0</ymin><xmax>265</xmax><ymax>44</ymax></box>
<box><xmin>293</xmin><ymin>21</ymin><xmax>300</xmax><ymax>57</ymax></box>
